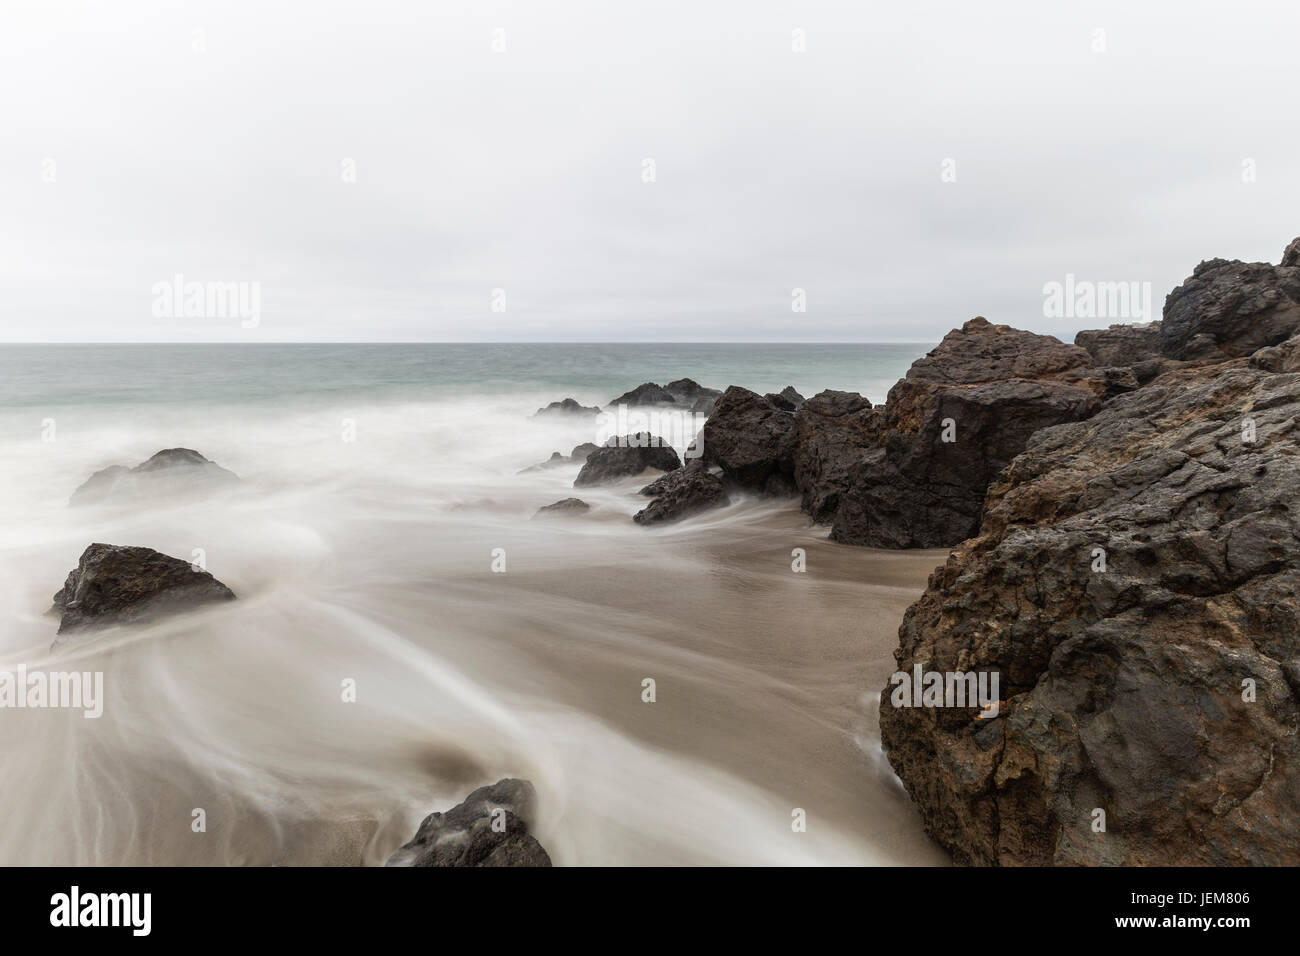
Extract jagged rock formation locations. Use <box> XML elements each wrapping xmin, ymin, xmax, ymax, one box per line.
<box><xmin>879</xmin><ymin>237</ymin><xmax>1300</xmax><ymax>867</ymax></box>
<box><xmin>1074</xmin><ymin>321</ymin><xmax>1164</xmax><ymax>367</ymax></box>
<box><xmin>51</xmin><ymin>543</ymin><xmax>236</xmax><ymax>636</ymax></box>
<box><xmin>633</xmin><ymin>460</ymin><xmax>729</xmax><ymax>525</ymax></box>
<box><xmin>385</xmin><ymin>779</ymin><xmax>552</xmax><ymax>867</ymax></box>
<box><xmin>1162</xmin><ymin>253</ymin><xmax>1300</xmax><ymax>361</ymax></box>
<box><xmin>70</xmin><ymin>448</ymin><xmax>238</xmax><ymax>506</ymax></box>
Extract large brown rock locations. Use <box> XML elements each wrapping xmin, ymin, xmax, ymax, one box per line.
<box><xmin>51</xmin><ymin>543</ymin><xmax>236</xmax><ymax>636</ymax></box>
<box><xmin>385</xmin><ymin>779</ymin><xmax>552</xmax><ymax>867</ymax></box>
<box><xmin>879</xmin><ymin>360</ymin><xmax>1300</xmax><ymax>865</ymax></box>
<box><xmin>1161</xmin><ymin>240</ymin><xmax>1300</xmax><ymax>361</ymax></box>
<box><xmin>828</xmin><ymin>319</ymin><xmax>1101</xmax><ymax>548</ymax></box>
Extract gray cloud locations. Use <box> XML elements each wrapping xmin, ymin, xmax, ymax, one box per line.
<box><xmin>2</xmin><ymin>0</ymin><xmax>1297</xmax><ymax>342</ymax></box>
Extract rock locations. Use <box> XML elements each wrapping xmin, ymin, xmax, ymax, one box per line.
<box><xmin>1161</xmin><ymin>243</ymin><xmax>1300</xmax><ymax>361</ymax></box>
<box><xmin>608</xmin><ymin>383</ymin><xmax>677</xmax><ymax>407</ymax></box>
<box><xmin>533</xmin><ymin>398</ymin><xmax>600</xmax><ymax>418</ymax></box>
<box><xmin>385</xmin><ymin>779</ymin><xmax>552</xmax><ymax>867</ymax></box>
<box><xmin>1074</xmin><ymin>322</ymin><xmax>1164</xmax><ymax>367</ymax></box>
<box><xmin>70</xmin><ymin>448</ymin><xmax>238</xmax><ymax>506</ymax></box>
<box><xmin>517</xmin><ymin>451</ymin><xmax>567</xmax><ymax>474</ymax></box>
<box><xmin>633</xmin><ymin>466</ymin><xmax>729</xmax><ymax>525</ymax></box>
<box><xmin>1283</xmin><ymin>237</ymin><xmax>1300</xmax><ymax>268</ymax></box>
<box><xmin>533</xmin><ymin>497</ymin><xmax>590</xmax><ymax>518</ymax></box>
<box><xmin>664</xmin><ymin>378</ymin><xmax>722</xmax><ymax>406</ymax></box>
<box><xmin>790</xmin><ymin>390</ymin><xmax>878</xmax><ymax>523</ymax></box>
<box><xmin>573</xmin><ymin>433</ymin><xmax>681</xmax><ymax>487</ymax></box>
<box><xmin>639</xmin><ymin>458</ymin><xmax>708</xmax><ymax>496</ymax></box>
<box><xmin>691</xmin><ymin>395</ymin><xmax>719</xmax><ymax>417</ymax></box>
<box><xmin>517</xmin><ymin>443</ymin><xmax>603</xmax><ymax>474</ymax></box>
<box><xmin>829</xmin><ymin>319</ymin><xmax>1100</xmax><ymax>547</ymax></box>
<box><xmin>702</xmin><ymin>387</ymin><xmax>799</xmax><ymax>495</ymax></box>
<box><xmin>51</xmin><ymin>543</ymin><xmax>236</xmax><ymax>636</ymax></box>
<box><xmin>879</xmin><ymin>360</ymin><xmax>1300</xmax><ymax>866</ymax></box>
<box><xmin>764</xmin><ymin>386</ymin><xmax>806</xmax><ymax>411</ymax></box>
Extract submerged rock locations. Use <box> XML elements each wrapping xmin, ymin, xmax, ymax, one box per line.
<box><xmin>573</xmin><ymin>433</ymin><xmax>681</xmax><ymax>486</ymax></box>
<box><xmin>533</xmin><ymin>497</ymin><xmax>590</xmax><ymax>518</ymax></box>
<box><xmin>608</xmin><ymin>382</ymin><xmax>677</xmax><ymax>407</ymax></box>
<box><xmin>51</xmin><ymin>543</ymin><xmax>236</xmax><ymax>636</ymax></box>
<box><xmin>386</xmin><ymin>778</ymin><xmax>551</xmax><ymax>867</ymax></box>
<box><xmin>517</xmin><ymin>443</ymin><xmax>602</xmax><ymax>474</ymax></box>
<box><xmin>70</xmin><ymin>448</ymin><xmax>238</xmax><ymax>506</ymax></box>
<box><xmin>533</xmin><ymin>398</ymin><xmax>601</xmax><ymax>418</ymax></box>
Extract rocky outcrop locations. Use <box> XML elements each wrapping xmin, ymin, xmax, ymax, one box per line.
<box><xmin>828</xmin><ymin>319</ymin><xmax>1101</xmax><ymax>547</ymax></box>
<box><xmin>790</xmin><ymin>390</ymin><xmax>877</xmax><ymax>522</ymax></box>
<box><xmin>702</xmin><ymin>387</ymin><xmax>799</xmax><ymax>495</ymax></box>
<box><xmin>608</xmin><ymin>379</ymin><xmax>722</xmax><ymax>415</ymax></box>
<box><xmin>533</xmin><ymin>497</ymin><xmax>590</xmax><ymax>518</ymax></box>
<box><xmin>1074</xmin><ymin>322</ymin><xmax>1163</xmax><ymax>367</ymax></box>
<box><xmin>51</xmin><ymin>543</ymin><xmax>236</xmax><ymax>636</ymax></box>
<box><xmin>880</xmin><ymin>360</ymin><xmax>1300</xmax><ymax>865</ymax></box>
<box><xmin>385</xmin><ymin>779</ymin><xmax>552</xmax><ymax>867</ymax></box>
<box><xmin>1161</xmin><ymin>244</ymin><xmax>1300</xmax><ymax>361</ymax></box>
<box><xmin>70</xmin><ymin>448</ymin><xmax>238</xmax><ymax>506</ymax></box>
<box><xmin>573</xmin><ymin>434</ymin><xmax>681</xmax><ymax>487</ymax></box>
<box><xmin>633</xmin><ymin>461</ymin><xmax>729</xmax><ymax>525</ymax></box>
<box><xmin>533</xmin><ymin>398</ymin><xmax>600</xmax><ymax>419</ymax></box>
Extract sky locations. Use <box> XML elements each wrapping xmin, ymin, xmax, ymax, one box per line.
<box><xmin>2</xmin><ymin>0</ymin><xmax>1298</xmax><ymax>343</ymax></box>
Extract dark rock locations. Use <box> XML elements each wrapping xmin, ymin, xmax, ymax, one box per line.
<box><xmin>568</xmin><ymin>442</ymin><xmax>600</xmax><ymax>462</ymax></box>
<box><xmin>829</xmin><ymin>319</ymin><xmax>1100</xmax><ymax>547</ymax></box>
<box><xmin>702</xmin><ymin>387</ymin><xmax>799</xmax><ymax>495</ymax></box>
<box><xmin>639</xmin><ymin>458</ymin><xmax>708</xmax><ymax>496</ymax></box>
<box><xmin>573</xmin><ymin>433</ymin><xmax>681</xmax><ymax>487</ymax></box>
<box><xmin>764</xmin><ymin>386</ymin><xmax>806</xmax><ymax>411</ymax></box>
<box><xmin>633</xmin><ymin>465</ymin><xmax>729</xmax><ymax>525</ymax></box>
<box><xmin>533</xmin><ymin>398</ymin><xmax>600</xmax><ymax>418</ymax></box>
<box><xmin>1074</xmin><ymin>322</ymin><xmax>1163</xmax><ymax>367</ymax></box>
<box><xmin>879</xmin><ymin>360</ymin><xmax>1300</xmax><ymax>865</ymax></box>
<box><xmin>385</xmin><ymin>779</ymin><xmax>551</xmax><ymax>867</ymax></box>
<box><xmin>664</xmin><ymin>378</ymin><xmax>722</xmax><ymax>406</ymax></box>
<box><xmin>70</xmin><ymin>448</ymin><xmax>238</xmax><ymax>506</ymax></box>
<box><xmin>1161</xmin><ymin>243</ymin><xmax>1300</xmax><ymax>361</ymax></box>
<box><xmin>533</xmin><ymin>497</ymin><xmax>590</xmax><ymax>518</ymax></box>
<box><xmin>791</xmin><ymin>390</ymin><xmax>878</xmax><ymax>522</ymax></box>
<box><xmin>51</xmin><ymin>543</ymin><xmax>236</xmax><ymax>636</ymax></box>
<box><xmin>608</xmin><ymin>383</ymin><xmax>677</xmax><ymax>407</ymax></box>
<box><xmin>1283</xmin><ymin>237</ymin><xmax>1300</xmax><ymax>268</ymax></box>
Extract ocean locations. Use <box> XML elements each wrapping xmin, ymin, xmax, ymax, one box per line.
<box><xmin>0</xmin><ymin>342</ymin><xmax>948</xmax><ymax>866</ymax></box>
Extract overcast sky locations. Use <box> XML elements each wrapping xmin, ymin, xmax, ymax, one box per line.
<box><xmin>2</xmin><ymin>0</ymin><xmax>1298</xmax><ymax>343</ymax></box>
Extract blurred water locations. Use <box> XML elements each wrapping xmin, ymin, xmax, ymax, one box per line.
<box><xmin>0</xmin><ymin>343</ymin><xmax>946</xmax><ymax>866</ymax></box>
